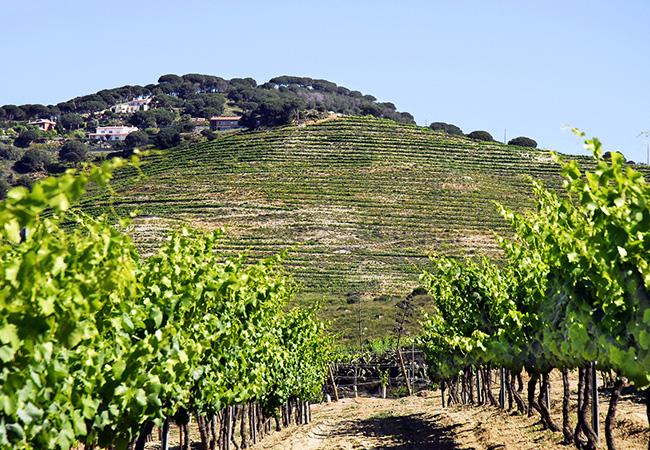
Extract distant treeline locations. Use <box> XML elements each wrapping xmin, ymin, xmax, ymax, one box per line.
<box><xmin>0</xmin><ymin>74</ymin><xmax>415</xmax><ymax>128</ymax></box>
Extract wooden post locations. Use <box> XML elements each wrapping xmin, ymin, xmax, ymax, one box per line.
<box><xmin>250</xmin><ymin>404</ymin><xmax>257</xmax><ymax>445</ymax></box>
<box><xmin>397</xmin><ymin>348</ymin><xmax>412</xmax><ymax>396</ymax></box>
<box><xmin>411</xmin><ymin>341</ymin><xmax>416</xmax><ymax>393</ymax></box>
<box><xmin>475</xmin><ymin>369</ymin><xmax>480</xmax><ymax>404</ymax></box>
<box><xmin>226</xmin><ymin>406</ymin><xmax>232</xmax><ymax>450</ymax></box>
<box><xmin>591</xmin><ymin>362</ymin><xmax>600</xmax><ymax>443</ymax></box>
<box><xmin>500</xmin><ymin>367</ymin><xmax>506</xmax><ymax>409</ymax></box>
<box><xmin>161</xmin><ymin>418</ymin><xmax>170</xmax><ymax>450</ymax></box>
<box><xmin>328</xmin><ymin>365</ymin><xmax>339</xmax><ymax>401</ymax></box>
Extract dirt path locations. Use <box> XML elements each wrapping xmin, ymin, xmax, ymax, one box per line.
<box><xmin>253</xmin><ymin>388</ymin><xmax>649</xmax><ymax>450</ymax></box>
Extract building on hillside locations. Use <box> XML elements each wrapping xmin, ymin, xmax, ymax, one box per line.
<box><xmin>110</xmin><ymin>98</ymin><xmax>152</xmax><ymax>114</ymax></box>
<box><xmin>209</xmin><ymin>116</ymin><xmax>243</xmax><ymax>131</ymax></box>
<box><xmin>89</xmin><ymin>126</ymin><xmax>139</xmax><ymax>141</ymax></box>
<box><xmin>27</xmin><ymin>119</ymin><xmax>57</xmax><ymax>132</ymax></box>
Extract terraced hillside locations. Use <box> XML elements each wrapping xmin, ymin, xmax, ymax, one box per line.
<box><xmin>82</xmin><ymin>115</ymin><xmax>599</xmax><ymax>341</ymax></box>
<box><xmin>85</xmin><ymin>115</ymin><xmax>578</xmax><ymax>290</ymax></box>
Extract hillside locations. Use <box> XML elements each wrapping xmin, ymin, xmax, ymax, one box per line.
<box><xmin>0</xmin><ymin>74</ymin><xmax>414</xmax><ymax>195</ymax></box>
<box><xmin>77</xmin><ymin>115</ymin><xmax>613</xmax><ymax>344</ymax></box>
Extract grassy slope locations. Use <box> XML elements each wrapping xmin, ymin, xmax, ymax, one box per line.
<box><xmin>81</xmin><ymin>115</ymin><xmax>603</xmax><ymax>344</ymax></box>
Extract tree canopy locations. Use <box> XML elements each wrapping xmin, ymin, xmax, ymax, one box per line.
<box><xmin>508</xmin><ymin>136</ymin><xmax>537</xmax><ymax>148</ymax></box>
<box><xmin>467</xmin><ymin>130</ymin><xmax>494</xmax><ymax>142</ymax></box>
<box><xmin>14</xmin><ymin>148</ymin><xmax>51</xmax><ymax>173</ymax></box>
<box><xmin>429</xmin><ymin>122</ymin><xmax>463</xmax><ymax>136</ymax></box>
<box><xmin>59</xmin><ymin>140</ymin><xmax>89</xmax><ymax>165</ymax></box>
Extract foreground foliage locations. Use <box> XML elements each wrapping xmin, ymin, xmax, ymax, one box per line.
<box><xmin>419</xmin><ymin>134</ymin><xmax>650</xmax><ymax>450</ymax></box>
<box><xmin>0</xmin><ymin>160</ymin><xmax>331</xmax><ymax>449</ymax></box>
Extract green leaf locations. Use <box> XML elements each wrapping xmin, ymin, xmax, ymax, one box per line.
<box><xmin>5</xmin><ymin>423</ymin><xmax>25</xmax><ymax>442</ymax></box>
<box><xmin>3</xmin><ymin>220</ymin><xmax>21</xmax><ymax>243</ymax></box>
<box><xmin>1</xmin><ymin>396</ymin><xmax>17</xmax><ymax>415</ymax></box>
<box><xmin>0</xmin><ymin>324</ymin><xmax>19</xmax><ymax>348</ymax></box>
<box><xmin>72</xmin><ymin>409</ymin><xmax>87</xmax><ymax>436</ymax></box>
<box><xmin>640</xmin><ymin>330</ymin><xmax>650</xmax><ymax>351</ymax></box>
<box><xmin>0</xmin><ymin>345</ymin><xmax>15</xmax><ymax>363</ymax></box>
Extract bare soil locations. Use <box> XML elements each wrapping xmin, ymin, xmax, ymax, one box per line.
<box><xmin>252</xmin><ymin>385</ymin><xmax>649</xmax><ymax>450</ymax></box>
<box><xmin>144</xmin><ymin>374</ymin><xmax>649</xmax><ymax>450</ymax></box>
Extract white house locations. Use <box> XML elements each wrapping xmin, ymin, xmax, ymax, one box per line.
<box><xmin>110</xmin><ymin>98</ymin><xmax>152</xmax><ymax>114</ymax></box>
<box><xmin>89</xmin><ymin>126</ymin><xmax>139</xmax><ymax>141</ymax></box>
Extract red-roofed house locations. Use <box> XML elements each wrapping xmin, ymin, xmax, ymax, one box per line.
<box><xmin>209</xmin><ymin>116</ymin><xmax>242</xmax><ymax>131</ymax></box>
<box><xmin>27</xmin><ymin>119</ymin><xmax>57</xmax><ymax>132</ymax></box>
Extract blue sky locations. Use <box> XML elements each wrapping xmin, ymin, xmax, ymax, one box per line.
<box><xmin>3</xmin><ymin>0</ymin><xmax>649</xmax><ymax>161</ymax></box>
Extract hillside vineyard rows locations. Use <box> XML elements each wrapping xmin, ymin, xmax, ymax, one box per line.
<box><xmin>82</xmin><ymin>116</ymin><xmax>614</xmax><ymax>296</ymax></box>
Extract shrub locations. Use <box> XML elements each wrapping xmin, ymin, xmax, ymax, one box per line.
<box><xmin>154</xmin><ymin>128</ymin><xmax>181</xmax><ymax>149</ymax></box>
<box><xmin>602</xmin><ymin>151</ymin><xmax>626</xmax><ymax>162</ymax></box>
<box><xmin>0</xmin><ymin>144</ymin><xmax>21</xmax><ymax>161</ymax></box>
<box><xmin>429</xmin><ymin>122</ymin><xmax>463</xmax><ymax>136</ymax></box>
<box><xmin>59</xmin><ymin>140</ymin><xmax>89</xmax><ymax>164</ymax></box>
<box><xmin>410</xmin><ymin>287</ymin><xmax>429</xmax><ymax>297</ymax></box>
<box><xmin>124</xmin><ymin>131</ymin><xmax>150</xmax><ymax>149</ymax></box>
<box><xmin>14</xmin><ymin>148</ymin><xmax>51</xmax><ymax>173</ymax></box>
<box><xmin>201</xmin><ymin>129</ymin><xmax>217</xmax><ymax>141</ymax></box>
<box><xmin>14</xmin><ymin>129</ymin><xmax>42</xmax><ymax>148</ymax></box>
<box><xmin>14</xmin><ymin>174</ymin><xmax>34</xmax><ymax>190</ymax></box>
<box><xmin>466</xmin><ymin>130</ymin><xmax>494</xmax><ymax>142</ymax></box>
<box><xmin>507</xmin><ymin>136</ymin><xmax>537</xmax><ymax>148</ymax></box>
<box><xmin>346</xmin><ymin>293</ymin><xmax>361</xmax><ymax>304</ymax></box>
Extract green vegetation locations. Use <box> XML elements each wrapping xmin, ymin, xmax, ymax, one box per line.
<box><xmin>466</xmin><ymin>130</ymin><xmax>494</xmax><ymax>142</ymax></box>
<box><xmin>73</xmin><ymin>115</ymin><xmax>649</xmax><ymax>344</ymax></box>
<box><xmin>429</xmin><ymin>121</ymin><xmax>463</xmax><ymax>135</ymax></box>
<box><xmin>80</xmin><ymin>115</ymin><xmax>578</xmax><ymax>292</ymax></box>
<box><xmin>0</xmin><ymin>73</ymin><xmax>415</xmax><ymax>192</ymax></box>
<box><xmin>507</xmin><ymin>136</ymin><xmax>537</xmax><ymax>148</ymax></box>
<box><xmin>418</xmin><ymin>134</ymin><xmax>650</xmax><ymax>449</ymax></box>
<box><xmin>0</xmin><ymin>161</ymin><xmax>331</xmax><ymax>449</ymax></box>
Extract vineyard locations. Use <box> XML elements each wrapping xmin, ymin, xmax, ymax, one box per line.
<box><xmin>3</xmin><ymin>119</ymin><xmax>650</xmax><ymax>450</ymax></box>
<box><xmin>0</xmin><ymin>161</ymin><xmax>330</xmax><ymax>449</ymax></box>
<box><xmin>418</xmin><ymin>136</ymin><xmax>650</xmax><ymax>450</ymax></box>
<box><xmin>80</xmin><ymin>116</ymin><xmax>588</xmax><ymax>296</ymax></box>
<box><xmin>77</xmin><ymin>116</ymin><xmax>638</xmax><ymax>343</ymax></box>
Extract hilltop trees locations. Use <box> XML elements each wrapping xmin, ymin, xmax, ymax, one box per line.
<box><xmin>128</xmin><ymin>109</ymin><xmax>176</xmax><ymax>128</ymax></box>
<box><xmin>429</xmin><ymin>122</ymin><xmax>463</xmax><ymax>135</ymax></box>
<box><xmin>508</xmin><ymin>136</ymin><xmax>537</xmax><ymax>148</ymax></box>
<box><xmin>1</xmin><ymin>73</ymin><xmax>417</xmax><ymax>142</ymax></box>
<box><xmin>240</xmin><ymin>98</ymin><xmax>303</xmax><ymax>129</ymax></box>
<box><xmin>467</xmin><ymin>130</ymin><xmax>494</xmax><ymax>142</ymax></box>
<box><xmin>183</xmin><ymin>93</ymin><xmax>225</xmax><ymax>118</ymax></box>
<box><xmin>59</xmin><ymin>113</ymin><xmax>84</xmax><ymax>131</ymax></box>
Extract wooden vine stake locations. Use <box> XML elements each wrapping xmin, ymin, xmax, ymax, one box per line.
<box><xmin>328</xmin><ymin>365</ymin><xmax>339</xmax><ymax>401</ymax></box>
